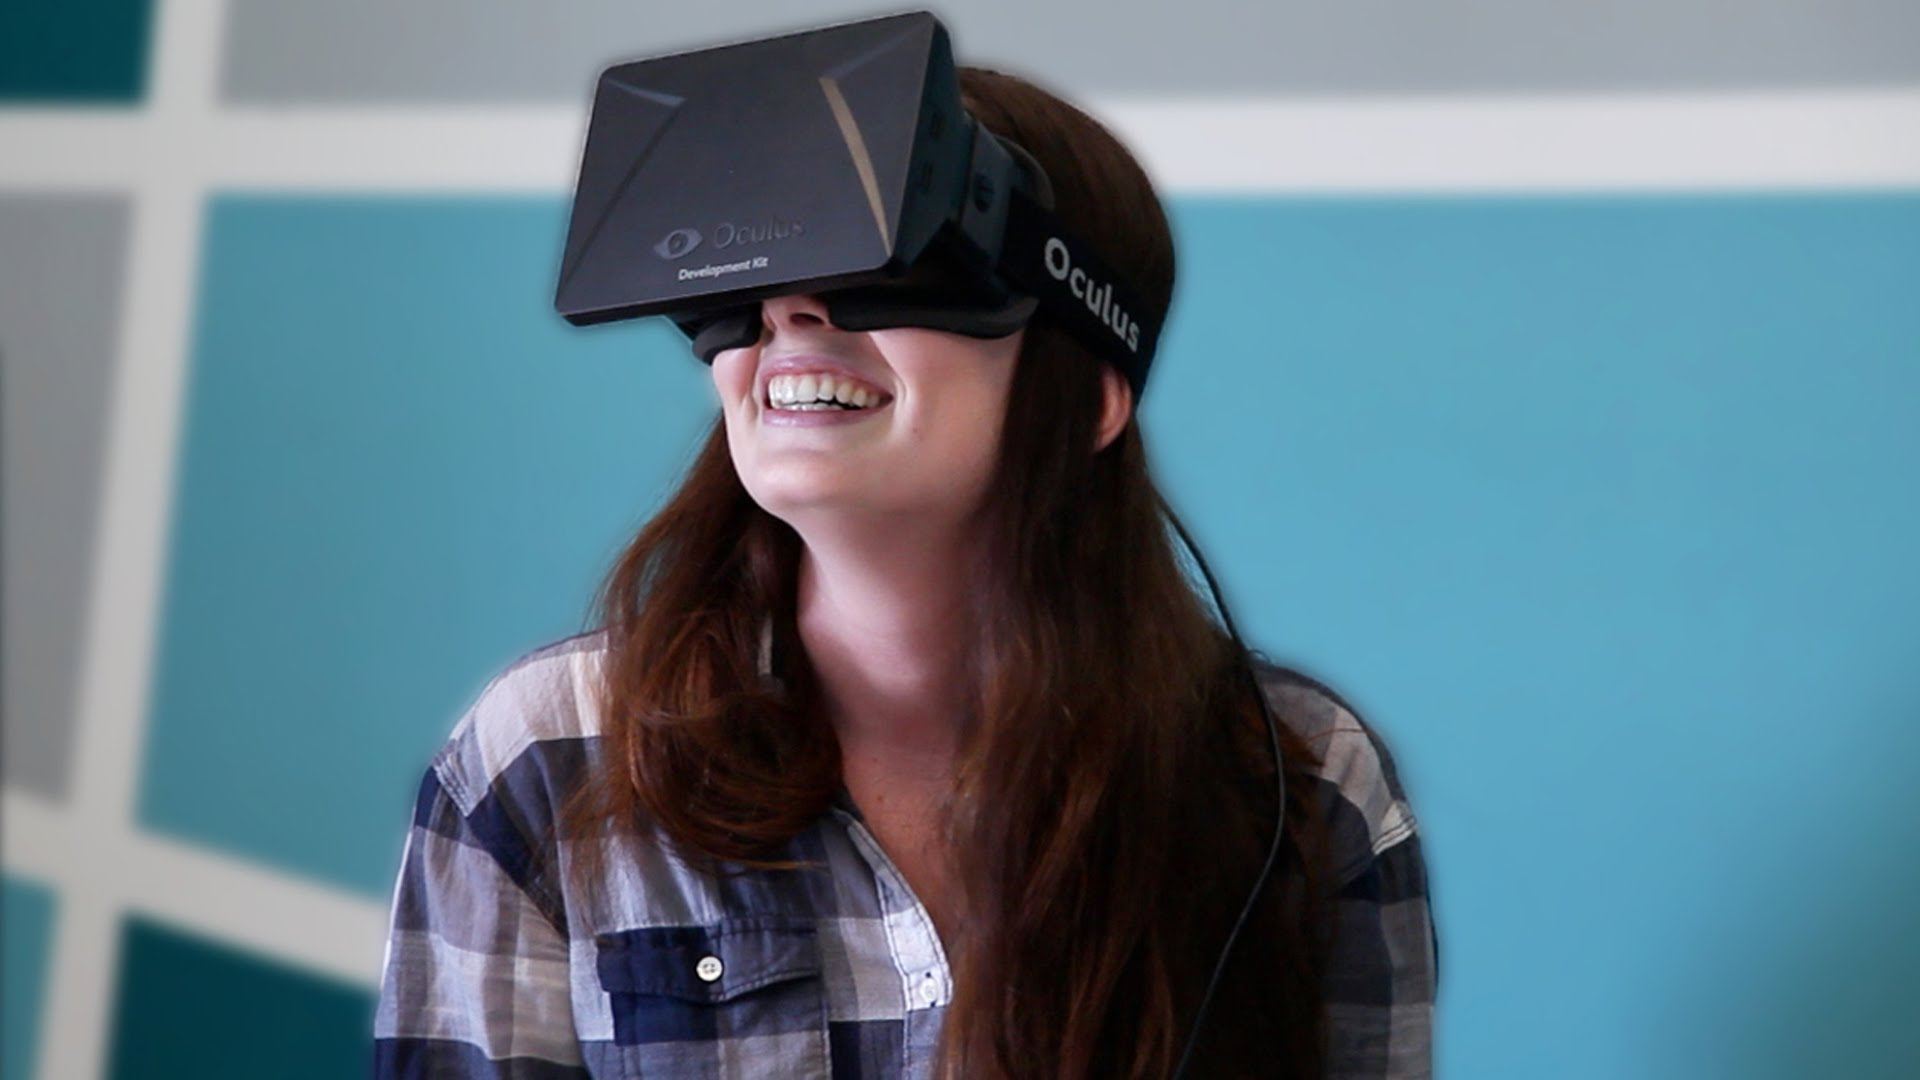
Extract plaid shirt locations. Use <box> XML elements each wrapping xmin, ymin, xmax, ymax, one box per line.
<box><xmin>372</xmin><ymin>624</ymin><xmax>1439</xmax><ymax>1078</ymax></box>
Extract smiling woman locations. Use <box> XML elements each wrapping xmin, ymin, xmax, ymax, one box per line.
<box><xmin>373</xmin><ymin>57</ymin><xmax>1435</xmax><ymax>1080</ymax></box>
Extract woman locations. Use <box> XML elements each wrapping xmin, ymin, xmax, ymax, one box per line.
<box><xmin>374</xmin><ymin>65</ymin><xmax>1437</xmax><ymax>1079</ymax></box>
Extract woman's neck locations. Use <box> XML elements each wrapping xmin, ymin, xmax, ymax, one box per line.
<box><xmin>794</xmin><ymin>536</ymin><xmax>977</xmax><ymax>765</ymax></box>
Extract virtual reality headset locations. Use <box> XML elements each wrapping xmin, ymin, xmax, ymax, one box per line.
<box><xmin>552</xmin><ymin>10</ymin><xmax>1163</xmax><ymax>402</ymax></box>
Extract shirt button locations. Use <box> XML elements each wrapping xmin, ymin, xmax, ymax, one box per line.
<box><xmin>916</xmin><ymin>973</ymin><xmax>939</xmax><ymax>1007</ymax></box>
<box><xmin>695</xmin><ymin>955</ymin><xmax>724</xmax><ymax>982</ymax></box>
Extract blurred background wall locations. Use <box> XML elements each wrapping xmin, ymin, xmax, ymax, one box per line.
<box><xmin>3</xmin><ymin>1</ymin><xmax>1918</xmax><ymax>1077</ymax></box>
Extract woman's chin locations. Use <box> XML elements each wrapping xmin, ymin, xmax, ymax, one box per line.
<box><xmin>748</xmin><ymin>479</ymin><xmax>886</xmax><ymax>519</ymax></box>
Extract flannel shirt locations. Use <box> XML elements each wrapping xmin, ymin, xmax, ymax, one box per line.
<box><xmin>372</xmin><ymin>622</ymin><xmax>1439</xmax><ymax>1078</ymax></box>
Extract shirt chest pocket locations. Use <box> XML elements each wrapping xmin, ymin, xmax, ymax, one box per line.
<box><xmin>593</xmin><ymin>915</ymin><xmax>830</xmax><ymax>1079</ymax></box>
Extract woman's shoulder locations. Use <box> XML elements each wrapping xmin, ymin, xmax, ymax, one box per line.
<box><xmin>1248</xmin><ymin>656</ymin><xmax>1423</xmax><ymax>888</ymax></box>
<box><xmin>426</xmin><ymin>627</ymin><xmax>612</xmax><ymax>818</ymax></box>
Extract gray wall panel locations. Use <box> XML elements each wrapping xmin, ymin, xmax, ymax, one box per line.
<box><xmin>0</xmin><ymin>197</ymin><xmax>131</xmax><ymax>802</ymax></box>
<box><xmin>221</xmin><ymin>0</ymin><xmax>1920</xmax><ymax>105</ymax></box>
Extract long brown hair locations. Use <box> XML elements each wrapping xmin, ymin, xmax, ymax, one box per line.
<box><xmin>559</xmin><ymin>65</ymin><xmax>1342</xmax><ymax>1078</ymax></box>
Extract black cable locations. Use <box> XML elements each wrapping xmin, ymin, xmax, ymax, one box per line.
<box><xmin>1160</xmin><ymin>496</ymin><xmax>1287</xmax><ymax>1080</ymax></box>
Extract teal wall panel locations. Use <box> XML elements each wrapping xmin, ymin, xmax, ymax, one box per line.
<box><xmin>124</xmin><ymin>188</ymin><xmax>1920</xmax><ymax>1077</ymax></box>
<box><xmin>2</xmin><ymin>875</ymin><xmax>56</xmax><ymax>1080</ymax></box>
<box><xmin>1152</xmin><ymin>191</ymin><xmax>1920</xmax><ymax>1078</ymax></box>
<box><xmin>136</xmin><ymin>195</ymin><xmax>713</xmax><ymax>898</ymax></box>
<box><xmin>0</xmin><ymin>0</ymin><xmax>154</xmax><ymax>101</ymax></box>
<box><xmin>107</xmin><ymin>915</ymin><xmax>373</xmax><ymax>1079</ymax></box>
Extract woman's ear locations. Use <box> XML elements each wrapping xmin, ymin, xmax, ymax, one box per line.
<box><xmin>1094</xmin><ymin>365</ymin><xmax>1133</xmax><ymax>453</ymax></box>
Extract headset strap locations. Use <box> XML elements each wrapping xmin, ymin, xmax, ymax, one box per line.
<box><xmin>997</xmin><ymin>186</ymin><xmax>1159</xmax><ymax>401</ymax></box>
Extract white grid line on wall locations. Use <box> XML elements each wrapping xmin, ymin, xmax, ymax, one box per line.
<box><xmin>4</xmin><ymin>89</ymin><xmax>1920</xmax><ymax>195</ymax></box>
<box><xmin>19</xmin><ymin>3</ymin><xmax>243</xmax><ymax>1079</ymax></box>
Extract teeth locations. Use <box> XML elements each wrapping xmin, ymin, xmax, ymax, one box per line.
<box><xmin>768</xmin><ymin>372</ymin><xmax>887</xmax><ymax>410</ymax></box>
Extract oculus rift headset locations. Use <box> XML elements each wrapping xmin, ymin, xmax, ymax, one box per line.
<box><xmin>551</xmin><ymin>11</ymin><xmax>1287</xmax><ymax>1076</ymax></box>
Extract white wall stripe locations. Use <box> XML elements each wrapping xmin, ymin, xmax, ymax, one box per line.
<box><xmin>3</xmin><ymin>88</ymin><xmax>1920</xmax><ymax>193</ymax></box>
<box><xmin>4</xmin><ymin>790</ymin><xmax>389</xmax><ymax>989</ymax></box>
<box><xmin>1100</xmin><ymin>88</ymin><xmax>1920</xmax><ymax>193</ymax></box>
<box><xmin>22</xmin><ymin>2</ymin><xmax>233</xmax><ymax>1078</ymax></box>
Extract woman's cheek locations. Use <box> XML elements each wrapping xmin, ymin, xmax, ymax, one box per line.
<box><xmin>715</xmin><ymin>358</ymin><xmax>757</xmax><ymax>412</ymax></box>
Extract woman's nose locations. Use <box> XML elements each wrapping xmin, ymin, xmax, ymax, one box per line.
<box><xmin>761</xmin><ymin>292</ymin><xmax>833</xmax><ymax>334</ymax></box>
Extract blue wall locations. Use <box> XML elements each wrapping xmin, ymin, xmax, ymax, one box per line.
<box><xmin>1161</xmin><ymin>192</ymin><xmax>1920</xmax><ymax>1077</ymax></box>
<box><xmin>118</xmin><ymin>190</ymin><xmax>1920</xmax><ymax>1077</ymax></box>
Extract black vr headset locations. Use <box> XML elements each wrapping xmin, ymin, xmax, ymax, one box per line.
<box><xmin>552</xmin><ymin>9</ymin><xmax>1162</xmax><ymax>403</ymax></box>
<box><xmin>552</xmin><ymin>13</ymin><xmax>1286</xmax><ymax>1078</ymax></box>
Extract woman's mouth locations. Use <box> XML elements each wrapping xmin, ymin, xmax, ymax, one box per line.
<box><xmin>760</xmin><ymin>371</ymin><xmax>894</xmax><ymax>426</ymax></box>
<box><xmin>760</xmin><ymin>397</ymin><xmax>893</xmax><ymax>427</ymax></box>
<box><xmin>763</xmin><ymin>371</ymin><xmax>891</xmax><ymax>411</ymax></box>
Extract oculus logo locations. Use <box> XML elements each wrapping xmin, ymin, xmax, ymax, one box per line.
<box><xmin>654</xmin><ymin>228</ymin><xmax>705</xmax><ymax>260</ymax></box>
<box><xmin>1044</xmin><ymin>237</ymin><xmax>1141</xmax><ymax>353</ymax></box>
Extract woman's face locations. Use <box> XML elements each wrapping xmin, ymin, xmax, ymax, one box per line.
<box><xmin>711</xmin><ymin>293</ymin><xmax>1025</xmax><ymax>535</ymax></box>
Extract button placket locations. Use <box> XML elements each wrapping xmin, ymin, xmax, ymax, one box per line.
<box><xmin>834</xmin><ymin>810</ymin><xmax>953</xmax><ymax>1013</ymax></box>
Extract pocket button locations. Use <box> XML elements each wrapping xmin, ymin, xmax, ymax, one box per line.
<box><xmin>695</xmin><ymin>954</ymin><xmax>724</xmax><ymax>983</ymax></box>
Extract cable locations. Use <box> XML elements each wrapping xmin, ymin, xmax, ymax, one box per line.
<box><xmin>1160</xmin><ymin>496</ymin><xmax>1287</xmax><ymax>1080</ymax></box>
